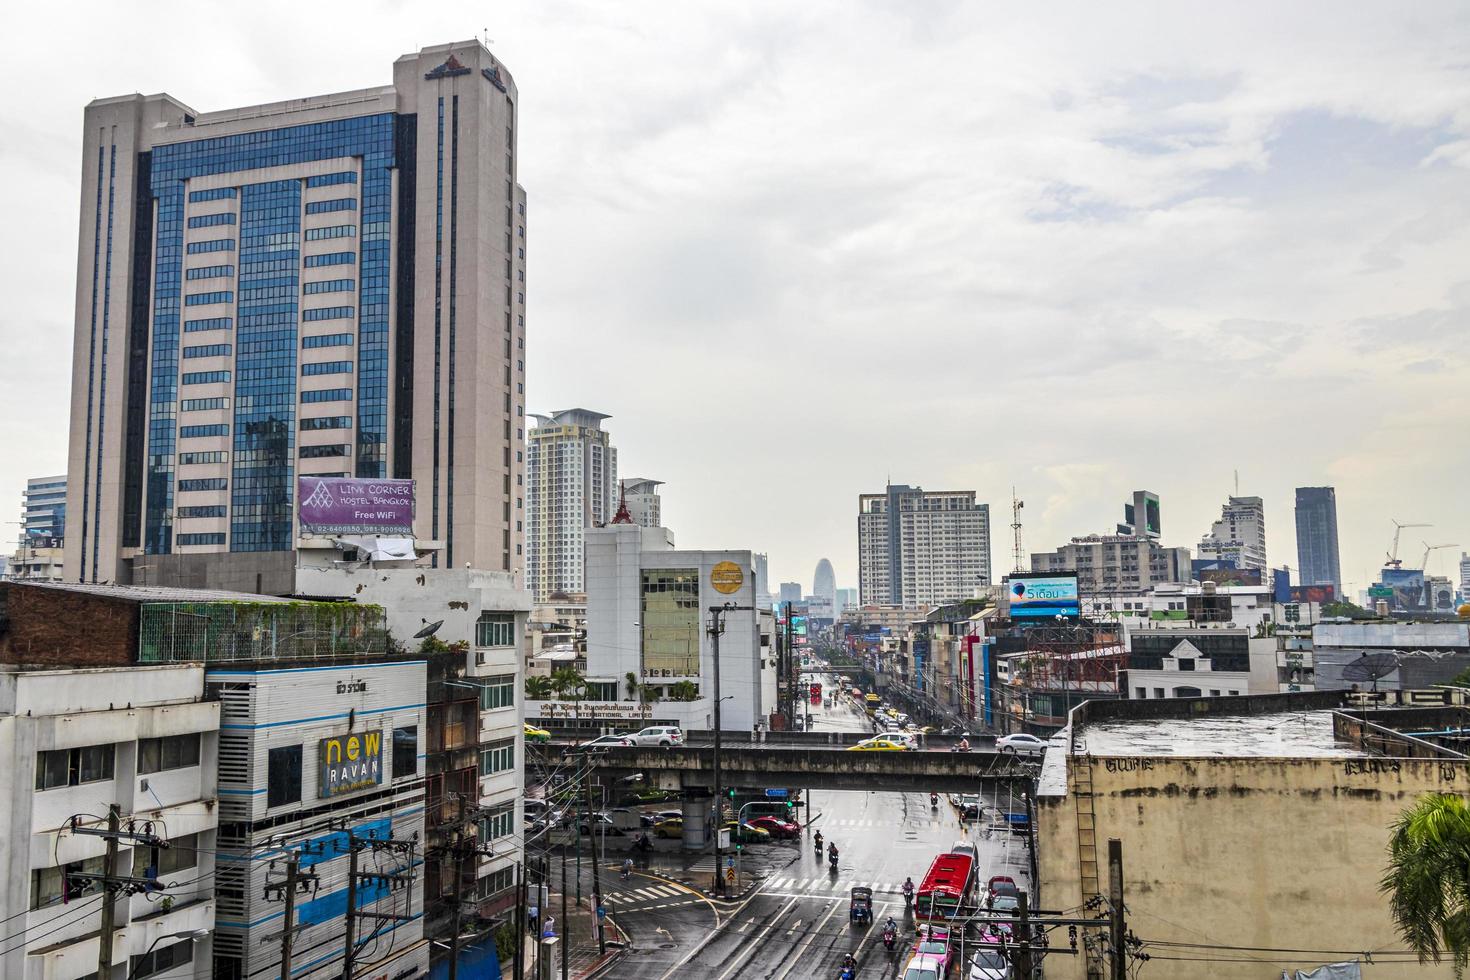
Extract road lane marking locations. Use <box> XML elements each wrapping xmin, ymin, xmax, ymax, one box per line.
<box><xmin>786</xmin><ymin>918</ymin><xmax>803</xmax><ymax>935</ymax></box>
<box><xmin>772</xmin><ymin>897</ymin><xmax>847</xmax><ymax>980</ymax></box>
<box><xmin>713</xmin><ymin>896</ymin><xmax>802</xmax><ymax>980</ymax></box>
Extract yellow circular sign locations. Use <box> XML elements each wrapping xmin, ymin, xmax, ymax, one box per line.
<box><xmin>710</xmin><ymin>561</ymin><xmax>744</xmax><ymax>595</ymax></box>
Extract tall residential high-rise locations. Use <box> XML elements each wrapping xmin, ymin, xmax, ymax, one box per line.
<box><xmin>1295</xmin><ymin>486</ymin><xmax>1342</xmax><ymax>595</ymax></box>
<box><xmin>5</xmin><ymin>475</ymin><xmax>68</xmax><ymax>581</ymax></box>
<box><xmin>857</xmin><ymin>484</ymin><xmax>991</xmax><ymax>607</ymax></box>
<box><xmin>621</xmin><ymin>476</ymin><xmax>664</xmax><ymax>529</ymax></box>
<box><xmin>1460</xmin><ymin>553</ymin><xmax>1470</xmax><ymax>604</ymax></box>
<box><xmin>1198</xmin><ymin>495</ymin><xmax>1267</xmax><ymax>571</ymax></box>
<box><xmin>63</xmin><ymin>42</ymin><xmax>527</xmax><ymax>591</ymax></box>
<box><xmin>813</xmin><ymin>558</ymin><xmax>837</xmax><ymax>614</ymax></box>
<box><xmin>753</xmin><ymin>552</ymin><xmax>773</xmax><ymax>609</ymax></box>
<box><xmin>835</xmin><ymin>587</ymin><xmax>859</xmax><ymax>613</ymax></box>
<box><xmin>779</xmin><ymin>582</ymin><xmax>803</xmax><ymax>606</ymax></box>
<box><xmin>526</xmin><ymin>409</ymin><xmax>617</xmax><ymax>600</ymax></box>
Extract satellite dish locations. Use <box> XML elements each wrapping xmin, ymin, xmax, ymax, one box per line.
<box><xmin>1342</xmin><ymin>652</ymin><xmax>1399</xmax><ymax>692</ymax></box>
<box><xmin>414</xmin><ymin>620</ymin><xmax>444</xmax><ymax>639</ymax></box>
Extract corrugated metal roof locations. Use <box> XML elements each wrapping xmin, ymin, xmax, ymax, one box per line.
<box><xmin>6</xmin><ymin>580</ymin><xmax>296</xmax><ymax>604</ymax></box>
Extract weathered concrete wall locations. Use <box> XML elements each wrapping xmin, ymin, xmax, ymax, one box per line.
<box><xmin>0</xmin><ymin>583</ymin><xmax>138</xmax><ymax>666</ymax></box>
<box><xmin>1038</xmin><ymin>755</ymin><xmax>1463</xmax><ymax>979</ymax></box>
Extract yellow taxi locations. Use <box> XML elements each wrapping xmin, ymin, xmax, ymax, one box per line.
<box><xmin>653</xmin><ymin>817</ymin><xmax>684</xmax><ymax>839</ymax></box>
<box><xmin>846</xmin><ymin>734</ymin><xmax>913</xmax><ymax>752</ymax></box>
<box><xmin>523</xmin><ymin>723</ymin><xmax>552</xmax><ymax>744</ymax></box>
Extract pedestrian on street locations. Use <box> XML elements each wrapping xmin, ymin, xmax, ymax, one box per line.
<box><xmin>528</xmin><ymin>905</ymin><xmax>539</xmax><ymax>935</ymax></box>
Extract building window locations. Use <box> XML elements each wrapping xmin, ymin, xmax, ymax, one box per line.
<box><xmin>302</xmin><ymin>306</ymin><xmax>354</xmax><ymax>321</ymax></box>
<box><xmin>480</xmin><ymin>738</ymin><xmax>514</xmax><ymax>777</ymax></box>
<box><xmin>1135</xmin><ymin>687</ymin><xmax>1147</xmax><ymax>699</ymax></box>
<box><xmin>301</xmin><ymin>360</ymin><xmax>352</xmax><ymax>376</ymax></box>
<box><xmin>188</xmin><ymin>212</ymin><xmax>236</xmax><ymax>228</ymax></box>
<box><xmin>35</xmin><ymin>744</ymin><xmax>115</xmax><ymax>790</ymax></box>
<box><xmin>300</xmin><ymin>416</ymin><xmax>352</xmax><ymax>431</ymax></box>
<box><xmin>129</xmin><ymin>937</ymin><xmax>195</xmax><ymax>979</ymax></box>
<box><xmin>185</xmin><ymin>264</ymin><xmax>235</xmax><ymax>281</ymax></box>
<box><xmin>177</xmin><ymin>532</ymin><xmax>227</xmax><ymax>546</ymax></box>
<box><xmin>304</xmin><ymin>224</ymin><xmax>357</xmax><ymax>241</ymax></box>
<box><xmin>479</xmin><ymin>674</ymin><xmax>515</xmax><ymax>711</ymax></box>
<box><xmin>189</xmin><ymin>187</ymin><xmax>237</xmax><ymax>202</ymax></box>
<box><xmin>306</xmin><ymin>171</ymin><xmax>358</xmax><ymax>188</ymax></box>
<box><xmin>187</xmin><ymin>238</ymin><xmax>235</xmax><ymax>254</ymax></box>
<box><xmin>1153</xmin><ymin>688</ymin><xmax>1165</xmax><ymax>699</ymax></box>
<box><xmin>139</xmin><ymin>734</ymin><xmax>201</xmax><ymax>774</ymax></box>
<box><xmin>304</xmin><ymin>251</ymin><xmax>356</xmax><ymax>268</ymax></box>
<box><xmin>267</xmin><ymin>745</ymin><xmax>302</xmax><ymax>807</ymax></box>
<box><xmin>302</xmin><ymin>333</ymin><xmax>353</xmax><ymax>349</ymax></box>
<box><xmin>641</xmin><ymin>568</ymin><xmax>700</xmax><ymax>676</ymax></box>
<box><xmin>475</xmin><ymin>613</ymin><xmax>515</xmax><ymax>647</ymax></box>
<box><xmin>30</xmin><ymin>856</ymin><xmax>105</xmax><ymax>909</ymax></box>
<box><xmin>178</xmin><ymin>451</ymin><xmax>228</xmax><ymax>465</ymax></box>
<box><xmin>184</xmin><ymin>317</ymin><xmax>233</xmax><ymax>333</ymax></box>
<box><xmin>303</xmin><ymin>278</ymin><xmax>355</xmax><ymax>294</ymax></box>
<box><xmin>392</xmin><ymin>726</ymin><xmax>418</xmax><ymax>779</ymax></box>
<box><xmin>180</xmin><ymin>424</ymin><xmax>229</xmax><ymax>439</ymax></box>
<box><xmin>181</xmin><ymin>370</ymin><xmax>230</xmax><ymax>385</ymax></box>
<box><xmin>133</xmin><ymin>832</ymin><xmax>198</xmax><ymax>878</ymax></box>
<box><xmin>302</xmin><ymin>388</ymin><xmax>352</xmax><ymax>403</ymax></box>
<box><xmin>179</xmin><ymin>478</ymin><xmax>228</xmax><ymax>492</ymax></box>
<box><xmin>300</xmin><ymin>444</ymin><xmax>348</xmax><ymax>459</ymax></box>
<box><xmin>305</xmin><ymin>198</ymin><xmax>358</xmax><ymax>214</ymax></box>
<box><xmin>479</xmin><ymin>802</ymin><xmax>515</xmax><ymax>841</ymax></box>
<box><xmin>184</xmin><ymin>290</ymin><xmax>233</xmax><ymax>306</ymax></box>
<box><xmin>178</xmin><ymin>505</ymin><xmax>227</xmax><ymax>518</ymax></box>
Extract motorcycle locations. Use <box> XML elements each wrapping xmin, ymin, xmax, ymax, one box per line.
<box><xmin>929</xmin><ymin>793</ymin><xmax>938</xmax><ymax>809</ymax></box>
<box><xmin>813</xmin><ymin>834</ymin><xmax>824</xmax><ymax>857</ymax></box>
<box><xmin>902</xmin><ymin>886</ymin><xmax>913</xmax><ymax>909</ymax></box>
<box><xmin>839</xmin><ymin>969</ymin><xmax>854</xmax><ymax>980</ymax></box>
<box><xmin>882</xmin><ymin>926</ymin><xmax>896</xmax><ymax>950</ymax></box>
<box><xmin>829</xmin><ymin>851</ymin><xmax>839</xmax><ymax>872</ymax></box>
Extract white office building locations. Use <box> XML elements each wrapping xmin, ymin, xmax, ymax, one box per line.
<box><xmin>0</xmin><ymin>664</ymin><xmax>218</xmax><ymax>980</ymax></box>
<box><xmin>526</xmin><ymin>409</ymin><xmax>618</xmax><ymax>601</ymax></box>
<box><xmin>532</xmin><ymin>524</ymin><xmax>774</xmax><ymax>732</ymax></box>
<box><xmin>207</xmin><ymin>660</ymin><xmax>428</xmax><ymax>980</ymax></box>
<box><xmin>620</xmin><ymin>477</ymin><xmax>664</xmax><ymax>529</ymax></box>
<box><xmin>1197</xmin><ymin>495</ymin><xmax>1267</xmax><ymax>572</ymax></box>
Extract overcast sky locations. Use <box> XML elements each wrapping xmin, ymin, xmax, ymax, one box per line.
<box><xmin>3</xmin><ymin>1</ymin><xmax>1468</xmax><ymax>597</ymax></box>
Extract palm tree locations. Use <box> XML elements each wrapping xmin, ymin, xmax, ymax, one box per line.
<box><xmin>1381</xmin><ymin>792</ymin><xmax>1470</xmax><ymax>973</ymax></box>
<box><xmin>624</xmin><ymin>671</ymin><xmax>640</xmax><ymax>701</ymax></box>
<box><xmin>550</xmin><ymin>667</ymin><xmax>586</xmax><ymax>703</ymax></box>
<box><xmin>524</xmin><ymin>675</ymin><xmax>553</xmax><ymax>699</ymax></box>
<box><xmin>668</xmin><ymin>680</ymin><xmax>699</xmax><ymax>702</ymax></box>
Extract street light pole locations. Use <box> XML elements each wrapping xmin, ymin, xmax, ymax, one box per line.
<box><xmin>707</xmin><ymin>602</ymin><xmax>753</xmax><ymax>899</ymax></box>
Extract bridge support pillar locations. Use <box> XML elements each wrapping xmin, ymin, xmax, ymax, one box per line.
<box><xmin>681</xmin><ymin>796</ymin><xmax>707</xmax><ymax>851</ymax></box>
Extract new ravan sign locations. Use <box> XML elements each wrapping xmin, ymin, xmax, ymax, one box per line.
<box><xmin>320</xmin><ymin>731</ymin><xmax>384</xmax><ymax>797</ymax></box>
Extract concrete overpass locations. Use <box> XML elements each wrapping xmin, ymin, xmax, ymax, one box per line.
<box><xmin>582</xmin><ymin>744</ymin><xmax>1037</xmax><ymax>793</ymax></box>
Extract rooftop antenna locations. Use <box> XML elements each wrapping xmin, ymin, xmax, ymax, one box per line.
<box><xmin>1011</xmin><ymin>487</ymin><xmax>1025</xmax><ymax>574</ymax></box>
<box><xmin>481</xmin><ymin>27</ymin><xmax>493</xmax><ymax>47</ymax></box>
<box><xmin>1342</xmin><ymin>652</ymin><xmax>1399</xmax><ymax>694</ymax></box>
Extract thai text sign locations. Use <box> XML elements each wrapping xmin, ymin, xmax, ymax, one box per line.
<box><xmin>1007</xmin><ymin>573</ymin><xmax>1080</xmax><ymax>619</ymax></box>
<box><xmin>320</xmin><ymin>731</ymin><xmax>383</xmax><ymax>797</ymax></box>
<box><xmin>298</xmin><ymin>477</ymin><xmax>415</xmax><ymax>534</ymax></box>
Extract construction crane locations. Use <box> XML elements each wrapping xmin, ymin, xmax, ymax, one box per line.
<box><xmin>1421</xmin><ymin>542</ymin><xmax>1459</xmax><ymax>573</ymax></box>
<box><xmin>1387</xmin><ymin>520</ymin><xmax>1431</xmax><ymax>569</ymax></box>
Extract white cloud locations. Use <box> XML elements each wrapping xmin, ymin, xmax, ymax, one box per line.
<box><xmin>0</xmin><ymin>0</ymin><xmax>1467</xmax><ymax>594</ymax></box>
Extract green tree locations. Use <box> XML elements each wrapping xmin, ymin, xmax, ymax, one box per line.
<box><xmin>525</xmin><ymin>675</ymin><xmax>553</xmax><ymax>699</ymax></box>
<box><xmin>668</xmin><ymin>680</ymin><xmax>700</xmax><ymax>702</ymax></box>
<box><xmin>1381</xmin><ymin>792</ymin><xmax>1470</xmax><ymax>974</ymax></box>
<box><xmin>550</xmin><ymin>667</ymin><xmax>586</xmax><ymax>702</ymax></box>
<box><xmin>624</xmin><ymin>671</ymin><xmax>641</xmax><ymax>701</ymax></box>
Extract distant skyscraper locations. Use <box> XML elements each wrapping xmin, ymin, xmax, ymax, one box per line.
<box><xmin>753</xmin><ymin>553</ymin><xmax>772</xmax><ymax>608</ymax></box>
<box><xmin>1198</xmin><ymin>495</ymin><xmax>1266</xmax><ymax>571</ymax></box>
<box><xmin>621</xmin><ymin>477</ymin><xmax>663</xmax><ymax>529</ymax></box>
<box><xmin>63</xmin><ymin>43</ymin><xmax>527</xmax><ymax>588</ymax></box>
<box><xmin>835</xmin><ymin>587</ymin><xmax>858</xmax><ymax>613</ymax></box>
<box><xmin>19</xmin><ymin>475</ymin><xmax>67</xmax><ymax>547</ymax></box>
<box><xmin>813</xmin><ymin>558</ymin><xmax>837</xmax><ymax>614</ymax></box>
<box><xmin>527</xmin><ymin>409</ymin><xmax>618</xmax><ymax>600</ymax></box>
<box><xmin>778</xmin><ymin>582</ymin><xmax>803</xmax><ymax>606</ymax></box>
<box><xmin>1459</xmin><ymin>553</ymin><xmax>1470</xmax><ymax>604</ymax></box>
<box><xmin>857</xmin><ymin>484</ymin><xmax>991</xmax><ymax>607</ymax></box>
<box><xmin>1295</xmin><ymin>486</ymin><xmax>1342</xmax><ymax>595</ymax></box>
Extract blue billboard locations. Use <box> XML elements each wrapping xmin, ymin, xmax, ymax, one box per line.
<box><xmin>1007</xmin><ymin>573</ymin><xmax>1080</xmax><ymax>619</ymax></box>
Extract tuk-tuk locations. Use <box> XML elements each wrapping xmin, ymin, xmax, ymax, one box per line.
<box><xmin>849</xmin><ymin>886</ymin><xmax>873</xmax><ymax>926</ymax></box>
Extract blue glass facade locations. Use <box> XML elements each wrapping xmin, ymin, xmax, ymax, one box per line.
<box><xmin>144</xmin><ymin>113</ymin><xmax>396</xmax><ymax>554</ymax></box>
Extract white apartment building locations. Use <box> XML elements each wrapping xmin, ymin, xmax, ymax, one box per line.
<box><xmin>621</xmin><ymin>477</ymin><xmax>664</xmax><ymax>529</ymax></box>
<box><xmin>857</xmin><ymin>484</ymin><xmax>991</xmax><ymax>607</ymax></box>
<box><xmin>1197</xmin><ymin>495</ymin><xmax>1267</xmax><ymax>571</ymax></box>
<box><xmin>526</xmin><ymin>409</ymin><xmax>618</xmax><ymax>601</ymax></box>
<box><xmin>0</xmin><ymin>665</ymin><xmax>218</xmax><ymax>980</ymax></box>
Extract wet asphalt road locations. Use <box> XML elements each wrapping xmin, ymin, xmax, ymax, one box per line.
<box><xmin>599</xmin><ymin>677</ymin><xmax>1034</xmax><ymax>980</ymax></box>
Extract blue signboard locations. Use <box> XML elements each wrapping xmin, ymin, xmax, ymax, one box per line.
<box><xmin>765</xmin><ymin>788</ymin><xmax>789</xmax><ymax>798</ymax></box>
<box><xmin>1007</xmin><ymin>573</ymin><xmax>1080</xmax><ymax>619</ymax></box>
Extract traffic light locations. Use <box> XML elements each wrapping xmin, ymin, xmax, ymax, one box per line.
<box><xmin>728</xmin><ymin>788</ymin><xmax>736</xmax><ymax>798</ymax></box>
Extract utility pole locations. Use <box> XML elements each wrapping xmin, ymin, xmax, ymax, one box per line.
<box><xmin>1016</xmin><ymin>890</ymin><xmax>1032</xmax><ymax>979</ymax></box>
<box><xmin>448</xmin><ymin>820</ymin><xmax>465</xmax><ymax>980</ymax></box>
<box><xmin>279</xmin><ymin>855</ymin><xmax>301</xmax><ymax>978</ymax></box>
<box><xmin>1108</xmin><ymin>839</ymin><xmax>1127</xmax><ymax>980</ymax></box>
<box><xmin>97</xmin><ymin>804</ymin><xmax>120</xmax><ymax>980</ymax></box>
<box><xmin>711</xmin><ymin>607</ymin><xmax>726</xmax><ymax>897</ymax></box>
<box><xmin>584</xmin><ymin>773</ymin><xmax>605</xmax><ymax>953</ymax></box>
<box><xmin>343</xmin><ymin>834</ymin><xmax>360</xmax><ymax>980</ymax></box>
<box><xmin>560</xmin><ymin>842</ymin><xmax>569</xmax><ymax>980</ymax></box>
<box><xmin>513</xmin><ymin>861</ymin><xmax>525</xmax><ymax>980</ymax></box>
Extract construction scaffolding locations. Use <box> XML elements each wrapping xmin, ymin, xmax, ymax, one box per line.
<box><xmin>138</xmin><ymin>600</ymin><xmax>389</xmax><ymax>663</ymax></box>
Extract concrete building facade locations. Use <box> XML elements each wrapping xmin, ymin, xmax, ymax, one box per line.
<box><xmin>1031</xmin><ymin>534</ymin><xmax>1191</xmax><ymax>594</ymax></box>
<box><xmin>0</xmin><ymin>665</ymin><xmax>218</xmax><ymax>980</ymax></box>
<box><xmin>5</xmin><ymin>476</ymin><xmax>68</xmax><ymax>582</ymax></box>
<box><xmin>1295</xmin><ymin>486</ymin><xmax>1342</xmax><ymax>595</ymax></box>
<box><xmin>1197</xmin><ymin>494</ymin><xmax>1266</xmax><ymax>571</ymax></box>
<box><xmin>857</xmin><ymin>484</ymin><xmax>991</xmax><ymax>607</ymax></box>
<box><xmin>620</xmin><ymin>477</ymin><xmax>663</xmax><ymax>529</ymax></box>
<box><xmin>64</xmin><ymin>41</ymin><xmax>527</xmax><ymax>590</ymax></box>
<box><xmin>526</xmin><ymin>409</ymin><xmax>617</xmax><ymax>601</ymax></box>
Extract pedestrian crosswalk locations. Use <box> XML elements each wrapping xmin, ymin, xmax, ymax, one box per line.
<box><xmin>761</xmin><ymin>876</ymin><xmax>910</xmax><ymax>895</ymax></box>
<box><xmin>603</xmin><ymin>883</ymin><xmax>698</xmax><ymax>907</ymax></box>
<box><xmin>816</xmin><ymin>818</ymin><xmax>953</xmax><ymax>830</ymax></box>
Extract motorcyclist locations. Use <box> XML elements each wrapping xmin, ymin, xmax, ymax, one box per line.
<box><xmin>828</xmin><ymin>842</ymin><xmax>839</xmax><ymax>861</ymax></box>
<box><xmin>901</xmin><ymin>876</ymin><xmax>915</xmax><ymax>905</ymax></box>
<box><xmin>813</xmin><ymin>830</ymin><xmax>824</xmax><ymax>853</ymax></box>
<box><xmin>957</xmin><ymin>736</ymin><xmax>971</xmax><ymax>752</ymax></box>
<box><xmin>842</xmin><ymin>952</ymin><xmax>857</xmax><ymax>972</ymax></box>
<box><xmin>620</xmin><ymin>857</ymin><xmax>633</xmax><ymax>880</ymax></box>
<box><xmin>884</xmin><ymin>915</ymin><xmax>898</xmax><ymax>934</ymax></box>
<box><xmin>929</xmin><ymin>792</ymin><xmax>938</xmax><ymax>807</ymax></box>
<box><xmin>633</xmin><ymin>832</ymin><xmax>653</xmax><ymax>852</ymax></box>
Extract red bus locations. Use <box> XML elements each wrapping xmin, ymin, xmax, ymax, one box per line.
<box><xmin>914</xmin><ymin>852</ymin><xmax>974</xmax><ymax>922</ymax></box>
<box><xmin>809</xmin><ymin>682</ymin><xmax>822</xmax><ymax>705</ymax></box>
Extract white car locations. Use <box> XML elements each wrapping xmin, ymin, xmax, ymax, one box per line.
<box><xmin>969</xmin><ymin>946</ymin><xmax>1011</xmax><ymax>979</ymax></box>
<box><xmin>577</xmin><ymin>733</ymin><xmax>633</xmax><ymax>750</ymax></box>
<box><xmin>629</xmin><ymin>725</ymin><xmax>686</xmax><ymax>747</ymax></box>
<box><xmin>996</xmin><ymin>733</ymin><xmax>1047</xmax><ymax>756</ymax></box>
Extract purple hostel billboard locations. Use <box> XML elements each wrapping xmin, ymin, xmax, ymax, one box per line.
<box><xmin>298</xmin><ymin>477</ymin><xmax>415</xmax><ymax>534</ymax></box>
